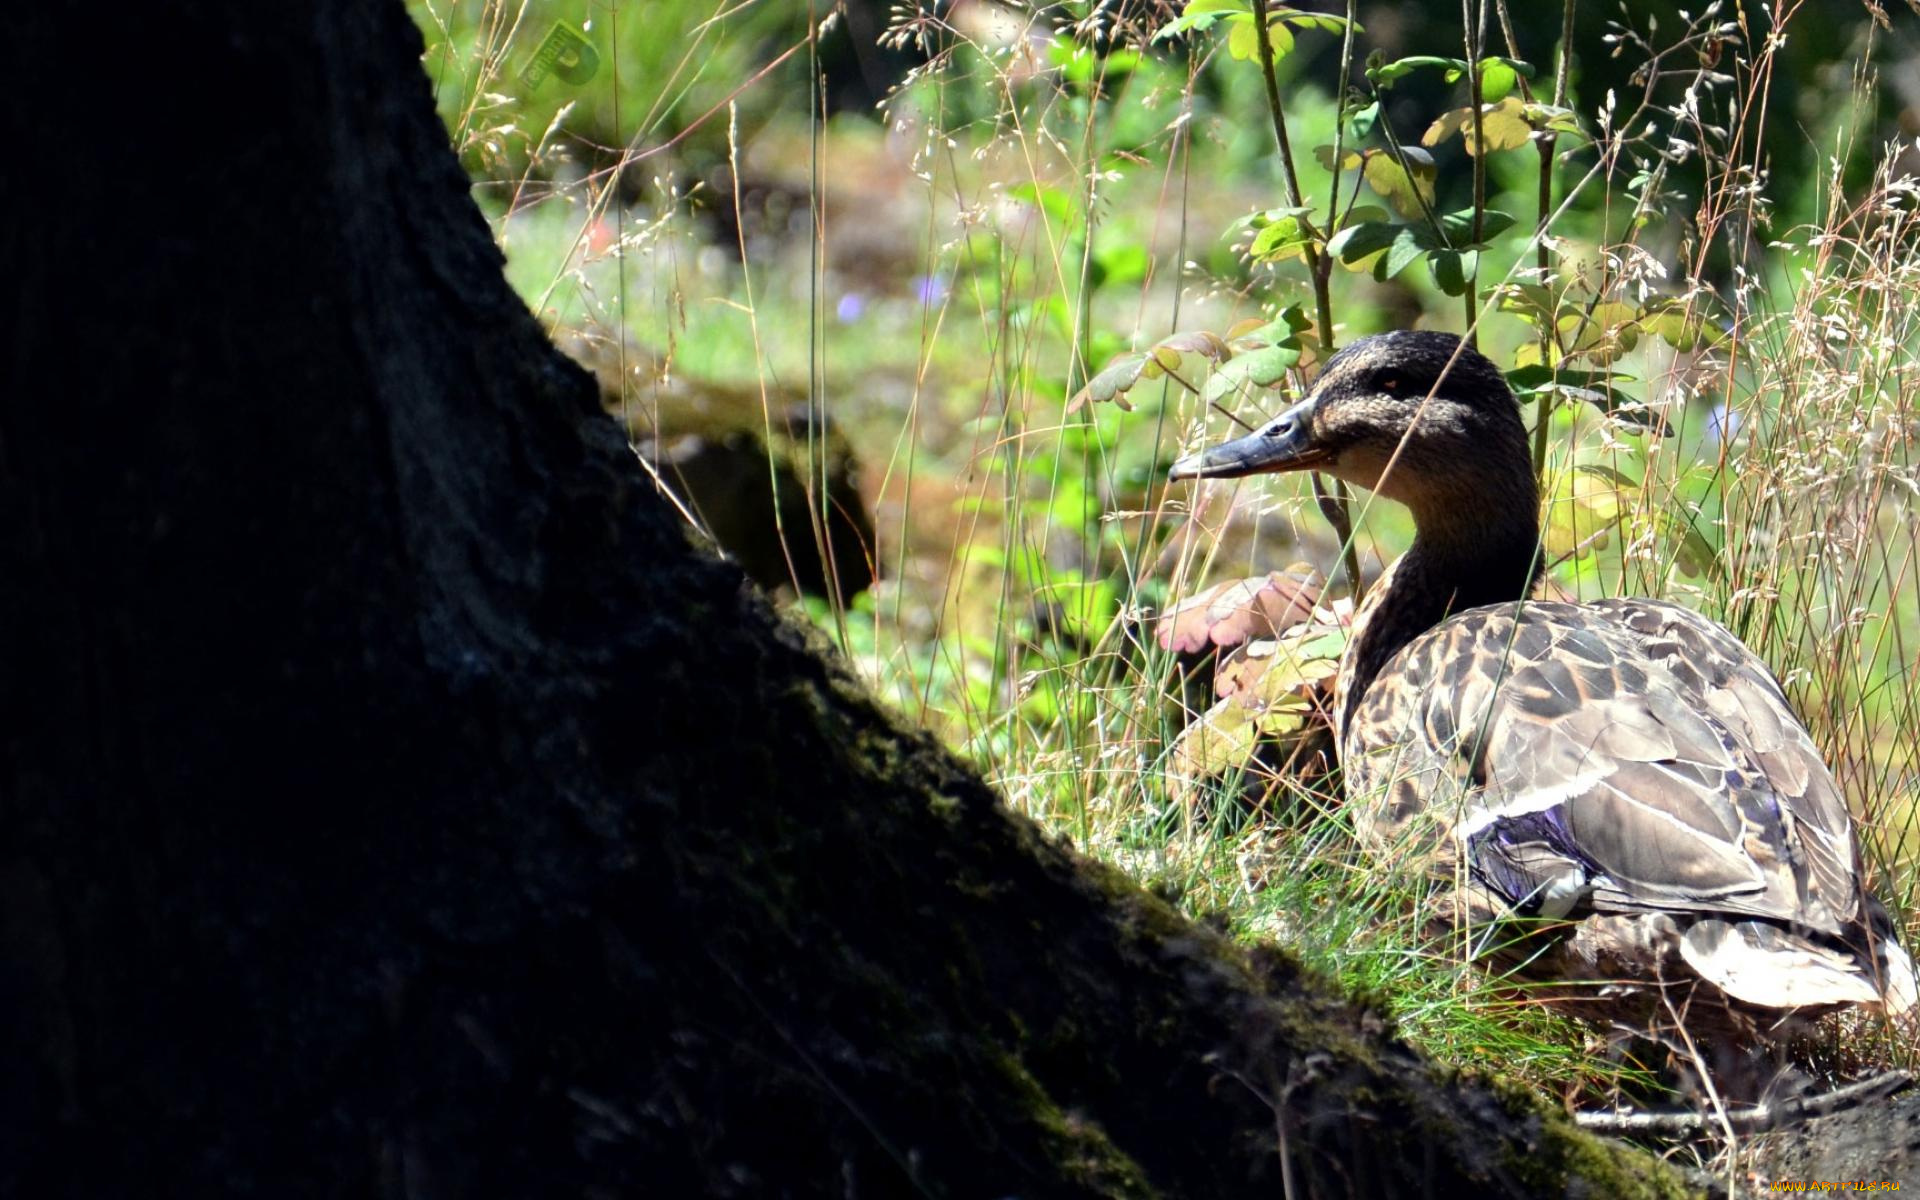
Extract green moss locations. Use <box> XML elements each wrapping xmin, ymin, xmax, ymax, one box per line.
<box><xmin>1517</xmin><ymin>1117</ymin><xmax>1700</xmax><ymax>1199</ymax></box>
<box><xmin>987</xmin><ymin>1046</ymin><xmax>1161</xmax><ymax>1199</ymax></box>
<box><xmin>1489</xmin><ymin>1079</ymin><xmax>1702</xmax><ymax>1200</ymax></box>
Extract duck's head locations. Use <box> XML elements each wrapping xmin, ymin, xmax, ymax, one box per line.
<box><xmin>1168</xmin><ymin>331</ymin><xmax>1532</xmax><ymax>516</ymax></box>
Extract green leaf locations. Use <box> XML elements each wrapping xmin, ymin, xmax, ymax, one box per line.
<box><xmin>1509</xmin><ymin>364</ymin><xmax>1663</xmax><ymax>431</ymax></box>
<box><xmin>1424</xmin><ymin>97</ymin><xmax>1534</xmax><ymax>156</ymax></box>
<box><xmin>1383</xmin><ymin>230</ymin><xmax>1431</xmax><ymax>280</ymax></box>
<box><xmin>1505</xmin><ymin>364</ymin><xmax>1627</xmax><ymax>395</ymax></box>
<box><xmin>1232</xmin><ymin>342</ymin><xmax>1301</xmax><ymax>386</ymax></box>
<box><xmin>1249</xmin><ymin>212</ymin><xmax>1320</xmax><ymax>262</ymax></box>
<box><xmin>1202</xmin><ymin>342</ymin><xmax>1301</xmax><ymax>403</ymax></box>
<box><xmin>1074</xmin><ymin>331</ymin><xmax>1235</xmax><ymax>408</ymax></box>
<box><xmin>1155</xmin><ymin>329</ymin><xmax>1233</xmax><ymax>361</ymax></box>
<box><xmin>1477</xmin><ymin>57</ymin><xmax>1519</xmax><ymax>102</ymax></box>
<box><xmin>1573</xmin><ymin>462</ymin><xmax>1640</xmax><ymax>489</ymax></box>
<box><xmin>1491</xmin><ymin>283</ymin><xmax>1556</xmax><ymax>327</ymax></box>
<box><xmin>1640</xmin><ymin>303</ymin><xmax>1726</xmax><ymax>351</ymax></box>
<box><xmin>1313</xmin><ymin>144</ymin><xmax>1364</xmax><ymax>171</ymax></box>
<box><xmin>1067</xmin><ymin>351</ymin><xmax>1148</xmax><ymax>412</ymax></box>
<box><xmin>1525</xmin><ymin>102</ymin><xmax>1585</xmax><ymax>138</ymax></box>
<box><xmin>1543</xmin><ymin>465</ymin><xmax>1632</xmax><ymax>559</ymax></box>
<box><xmin>1422</xmin><ymin>107</ymin><xmax>1469</xmax><ymax>146</ymax></box>
<box><xmin>1225</xmin><ymin>14</ymin><xmax>1258</xmax><ymax>58</ymax></box>
<box><xmin>1265</xmin><ymin>16</ymin><xmax>1296</xmax><ymax>55</ymax></box>
<box><xmin>1225</xmin><ymin>13</ymin><xmax>1293</xmax><ymax>60</ymax></box>
<box><xmin>1233</xmin><ymin>203</ymin><xmax>1314</xmax><ymax>234</ymax></box>
<box><xmin>1228</xmin><ymin>641</ymin><xmax>1338</xmax><ymax>730</ymax></box>
<box><xmin>1168</xmin><ymin>697</ymin><xmax>1260</xmax><ymax>796</ymax></box>
<box><xmin>1325</xmin><ymin>220</ymin><xmax>1402</xmax><ymax>264</ymax></box>
<box><xmin>1365</xmin><ymin>53</ymin><xmax>1462</xmax><ymax>89</ymax></box>
<box><xmin>1225</xmin><ymin>308</ymin><xmax>1311</xmax><ymax>347</ymax></box>
<box><xmin>1512</xmin><ymin>340</ymin><xmax>1557</xmax><ymax>370</ymax></box>
<box><xmin>1328</xmin><ymin>220</ymin><xmax>1454</xmax><ymax>283</ymax></box>
<box><xmin>1141</xmin><ymin>332</ymin><xmax>1230</xmax><ymax>388</ymax></box>
<box><xmin>1471</xmin><ymin>96</ymin><xmax>1535</xmax><ymax>153</ymax></box>
<box><xmin>1347</xmin><ymin>100</ymin><xmax>1379</xmax><ymax>139</ymax></box>
<box><xmin>1435</xmin><ymin>207</ymin><xmax>1518</xmax><ymax>245</ymax></box>
<box><xmin>1360</xmin><ymin>147</ymin><xmax>1436</xmax><ymax>218</ymax></box>
<box><xmin>1427</xmin><ymin>248</ymin><xmax>1478</xmax><ymax>295</ymax></box>
<box><xmin>1168</xmin><ymin>619</ymin><xmax>1348</xmax><ymax>797</ymax></box>
<box><xmin>1660</xmin><ymin>514</ymin><xmax>1723</xmax><ymax>580</ymax></box>
<box><xmin>1316</xmin><ymin>145</ymin><xmax>1434</xmax><ymax>219</ymax></box>
<box><xmin>1557</xmin><ymin>300</ymin><xmax>1640</xmax><ymax>364</ymax></box>
<box><xmin>1152</xmin><ymin>0</ymin><xmax>1252</xmax><ymax>42</ymax></box>
<box><xmin>1279</xmin><ymin>10</ymin><xmax>1359</xmax><ymax>35</ymax></box>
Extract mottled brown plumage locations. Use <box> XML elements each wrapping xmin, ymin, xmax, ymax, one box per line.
<box><xmin>1171</xmin><ymin>330</ymin><xmax>1916</xmax><ymax>1027</ymax></box>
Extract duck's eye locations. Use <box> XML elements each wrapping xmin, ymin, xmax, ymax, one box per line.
<box><xmin>1379</xmin><ymin>376</ymin><xmax>1401</xmax><ymax>392</ymax></box>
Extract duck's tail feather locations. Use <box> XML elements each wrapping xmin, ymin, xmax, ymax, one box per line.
<box><xmin>1874</xmin><ymin>933</ymin><xmax>1918</xmax><ymax>1016</ymax></box>
<box><xmin>1678</xmin><ymin>918</ymin><xmax>1917</xmax><ymax>1014</ymax></box>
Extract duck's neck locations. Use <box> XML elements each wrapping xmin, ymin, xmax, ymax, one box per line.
<box><xmin>1335</xmin><ymin>500</ymin><xmax>1542</xmax><ymax>740</ymax></box>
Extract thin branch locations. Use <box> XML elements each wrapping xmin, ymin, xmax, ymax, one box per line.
<box><xmin>1574</xmin><ymin>1071</ymin><xmax>1913</xmax><ymax>1137</ymax></box>
<box><xmin>1462</xmin><ymin>0</ymin><xmax>1487</xmax><ymax>341</ymax></box>
<box><xmin>1160</xmin><ymin>364</ymin><xmax>1262</xmax><ymax>433</ymax></box>
<box><xmin>1247</xmin><ymin>0</ymin><xmax>1364</xmax><ymax>600</ymax></box>
<box><xmin>1247</xmin><ymin>0</ymin><xmax>1328</xmax><ymax>337</ymax></box>
<box><xmin>1532</xmin><ymin>0</ymin><xmax>1579</xmax><ymax>475</ymax></box>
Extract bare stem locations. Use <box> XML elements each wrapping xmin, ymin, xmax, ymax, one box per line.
<box><xmin>1531</xmin><ymin>0</ymin><xmax>1578</xmax><ymax>475</ymax></box>
<box><xmin>1462</xmin><ymin>0</ymin><xmax>1486</xmax><ymax>342</ymax></box>
<box><xmin>1248</xmin><ymin>0</ymin><xmax>1364</xmax><ymax>600</ymax></box>
<box><xmin>1492</xmin><ymin>0</ymin><xmax>1576</xmax><ymax>477</ymax></box>
<box><xmin>1574</xmin><ymin>1069</ymin><xmax>1914</xmax><ymax>1137</ymax></box>
<box><xmin>1248</xmin><ymin>0</ymin><xmax>1331</xmax><ymax>341</ymax></box>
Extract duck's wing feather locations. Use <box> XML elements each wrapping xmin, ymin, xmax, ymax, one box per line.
<box><xmin>1344</xmin><ymin>598</ymin><xmax>1860</xmax><ymax>936</ymax></box>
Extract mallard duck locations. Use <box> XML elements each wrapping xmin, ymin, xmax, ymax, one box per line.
<box><xmin>1170</xmin><ymin>330</ymin><xmax>1917</xmax><ymax>1024</ymax></box>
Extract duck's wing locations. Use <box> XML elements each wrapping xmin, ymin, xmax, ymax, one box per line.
<box><xmin>1344</xmin><ymin>598</ymin><xmax>1860</xmax><ymax>936</ymax></box>
<box><xmin>1344</xmin><ymin>597</ymin><xmax>1920</xmax><ymax>1011</ymax></box>
<box><xmin>1576</xmin><ymin>599</ymin><xmax>1861</xmax><ymax>927</ymax></box>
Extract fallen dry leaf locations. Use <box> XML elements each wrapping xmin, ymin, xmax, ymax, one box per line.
<box><xmin>1156</xmin><ymin>563</ymin><xmax>1323</xmax><ymax>655</ymax></box>
<box><xmin>1166</xmin><ymin>621</ymin><xmax>1347</xmax><ymax>806</ymax></box>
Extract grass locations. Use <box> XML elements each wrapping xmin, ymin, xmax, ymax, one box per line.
<box><xmin>410</xmin><ymin>0</ymin><xmax>1920</xmax><ymax>1125</ymax></box>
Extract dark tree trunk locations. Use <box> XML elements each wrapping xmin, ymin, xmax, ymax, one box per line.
<box><xmin>2</xmin><ymin>5</ymin><xmax>1688</xmax><ymax>1197</ymax></box>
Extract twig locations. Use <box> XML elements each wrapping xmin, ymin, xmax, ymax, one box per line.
<box><xmin>1312</xmin><ymin>476</ymin><xmax>1357</xmax><ymax>565</ymax></box>
<box><xmin>1664</xmin><ymin>991</ymin><xmax>1739</xmax><ymax>1153</ymax></box>
<box><xmin>1574</xmin><ymin>1070</ymin><xmax>1914</xmax><ymax>1137</ymax></box>
<box><xmin>1247</xmin><ymin>0</ymin><xmax>1328</xmax><ymax>339</ymax></box>
<box><xmin>1246</xmin><ymin>0</ymin><xmax>1364</xmax><ymax>602</ymax></box>
<box><xmin>1532</xmin><ymin>0</ymin><xmax>1579</xmax><ymax>475</ymax></box>
<box><xmin>1461</xmin><ymin>0</ymin><xmax>1487</xmax><ymax>341</ymax></box>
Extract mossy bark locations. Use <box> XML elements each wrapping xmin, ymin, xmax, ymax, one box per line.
<box><xmin>2</xmin><ymin>4</ymin><xmax>1692</xmax><ymax>1197</ymax></box>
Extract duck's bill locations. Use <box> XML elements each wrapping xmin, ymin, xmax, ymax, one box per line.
<box><xmin>1168</xmin><ymin>411</ymin><xmax>1330</xmax><ymax>480</ymax></box>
